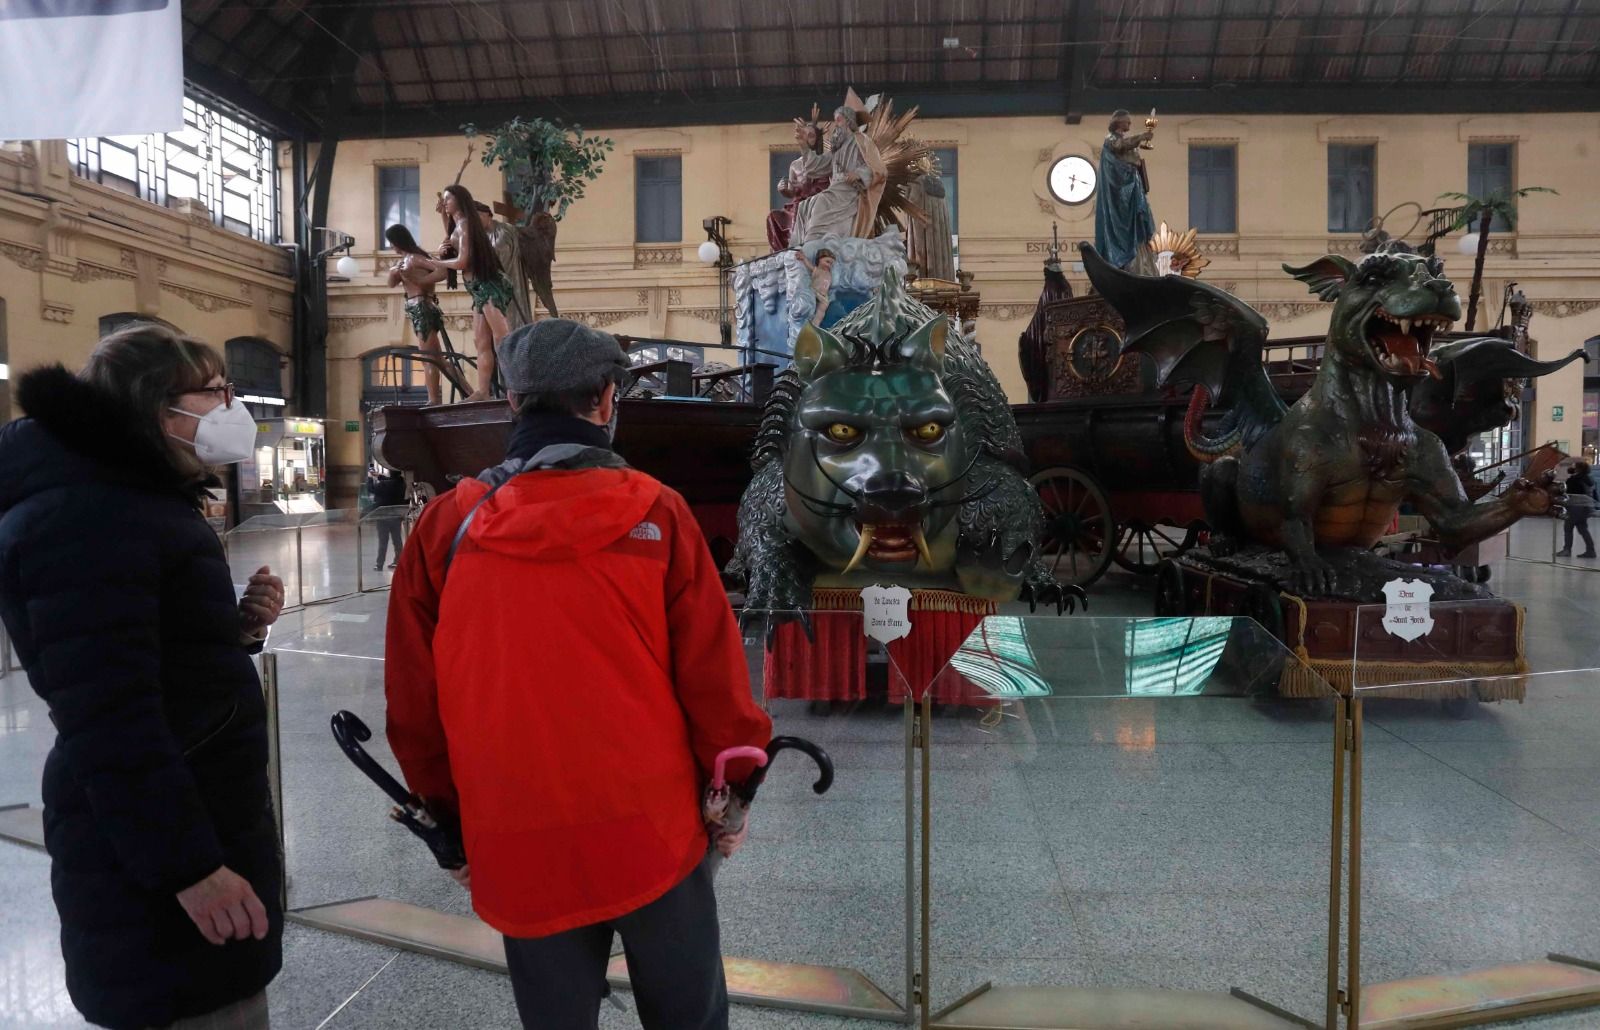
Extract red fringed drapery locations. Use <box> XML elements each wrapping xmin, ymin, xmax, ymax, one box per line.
<box><xmin>761</xmin><ymin>588</ymin><xmax>996</xmax><ymax>705</ymax></box>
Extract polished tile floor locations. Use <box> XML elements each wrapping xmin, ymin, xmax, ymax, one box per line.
<box><xmin>2</xmin><ymin>518</ymin><xmax>1600</xmax><ymax>1028</ymax></box>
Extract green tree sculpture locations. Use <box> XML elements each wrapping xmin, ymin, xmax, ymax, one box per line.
<box><xmin>463</xmin><ymin>117</ymin><xmax>613</xmax><ymax>222</ymax></box>
<box><xmin>461</xmin><ymin>118</ymin><xmax>613</xmax><ymax>316</ymax></box>
<box><xmin>1438</xmin><ymin>186</ymin><xmax>1556</xmax><ymax>331</ymax></box>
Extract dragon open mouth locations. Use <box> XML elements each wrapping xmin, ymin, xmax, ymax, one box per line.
<box><xmin>1365</xmin><ymin>306</ymin><xmax>1450</xmax><ymax>379</ymax></box>
<box><xmin>843</xmin><ymin>521</ymin><xmax>933</xmax><ymax>573</ymax></box>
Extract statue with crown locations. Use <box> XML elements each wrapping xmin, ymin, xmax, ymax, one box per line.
<box><xmin>736</xmin><ymin>88</ymin><xmax>973</xmax><ymax>369</ymax></box>
<box><xmin>730</xmin><ymin>91</ymin><xmax>1079</xmax><ymax>706</ymax></box>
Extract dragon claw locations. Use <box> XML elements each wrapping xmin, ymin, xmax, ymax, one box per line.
<box><xmin>1022</xmin><ymin>580</ymin><xmax>1086</xmax><ymax>617</ymax></box>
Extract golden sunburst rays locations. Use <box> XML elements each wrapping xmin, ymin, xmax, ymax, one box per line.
<box><xmin>1147</xmin><ymin>221</ymin><xmax>1210</xmax><ymax>278</ymax></box>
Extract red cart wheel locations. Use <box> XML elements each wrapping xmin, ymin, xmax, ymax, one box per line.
<box><xmin>1112</xmin><ymin>520</ymin><xmax>1201</xmax><ymax>576</ymax></box>
<box><xmin>1030</xmin><ymin>467</ymin><xmax>1114</xmax><ymax>588</ymax></box>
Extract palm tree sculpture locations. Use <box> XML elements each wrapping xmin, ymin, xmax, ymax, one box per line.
<box><xmin>1438</xmin><ymin>186</ymin><xmax>1556</xmax><ymax>332</ymax></box>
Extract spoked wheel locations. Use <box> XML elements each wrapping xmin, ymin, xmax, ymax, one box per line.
<box><xmin>1030</xmin><ymin>467</ymin><xmax>1115</xmax><ymax>589</ymax></box>
<box><xmin>1112</xmin><ymin>520</ymin><xmax>1201</xmax><ymax>575</ymax></box>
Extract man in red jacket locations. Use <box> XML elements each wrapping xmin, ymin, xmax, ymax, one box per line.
<box><xmin>385</xmin><ymin>318</ymin><xmax>772</xmax><ymax>1029</ymax></box>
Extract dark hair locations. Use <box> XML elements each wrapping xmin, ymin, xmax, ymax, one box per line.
<box><xmin>385</xmin><ymin>223</ymin><xmax>427</xmax><ymax>256</ymax></box>
<box><xmin>1109</xmin><ymin>109</ymin><xmax>1131</xmax><ymax>129</ymax></box>
<box><xmin>80</xmin><ymin>322</ymin><xmax>226</xmax><ymax>480</ymax></box>
<box><xmin>803</xmin><ymin>121</ymin><xmax>824</xmax><ymax>154</ymax></box>
<box><xmin>815</xmin><ymin>249</ymin><xmax>835</xmax><ymax>262</ymax></box>
<box><xmin>1574</xmin><ymin>461</ymin><xmax>1591</xmax><ymax>475</ymax></box>
<box><xmin>474</xmin><ymin>201</ymin><xmax>493</xmax><ymax>215</ymax></box>
<box><xmin>440</xmin><ymin>184</ymin><xmax>502</xmax><ymax>283</ymax></box>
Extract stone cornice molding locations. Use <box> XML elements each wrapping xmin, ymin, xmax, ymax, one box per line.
<box><xmin>1316</xmin><ymin>117</ymin><xmax>1388</xmax><ymax>143</ymax></box>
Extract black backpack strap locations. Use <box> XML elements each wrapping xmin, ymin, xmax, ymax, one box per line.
<box><xmin>442</xmin><ymin>478</ymin><xmax>512</xmax><ymax>581</ymax></box>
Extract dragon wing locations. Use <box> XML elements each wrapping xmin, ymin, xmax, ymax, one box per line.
<box><xmin>1081</xmin><ymin>243</ymin><xmax>1285</xmax><ymax>447</ymax></box>
<box><xmin>1412</xmin><ymin>336</ymin><xmax>1587</xmax><ymax>454</ymax></box>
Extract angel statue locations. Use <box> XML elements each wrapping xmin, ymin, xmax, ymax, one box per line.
<box><xmin>766</xmin><ymin>107</ymin><xmax>831</xmax><ymax>251</ymax></box>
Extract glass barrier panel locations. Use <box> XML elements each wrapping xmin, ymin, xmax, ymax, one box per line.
<box><xmin>1506</xmin><ymin>516</ymin><xmax>1556</xmax><ymax>567</ymax></box>
<box><xmin>265</xmin><ymin>591</ymin><xmax>389</xmax><ymax>661</ymax></box>
<box><xmin>296</xmin><ymin>510</ymin><xmax>361</xmax><ymax>605</ymax></box>
<box><xmin>922</xmin><ymin>616</ymin><xmax>1341</xmax><ymax>1026</ymax></box>
<box><xmin>225</xmin><ymin>518</ymin><xmax>303</xmax><ymax>611</ymax></box>
<box><xmin>1349</xmin><ymin>598</ymin><xmax>1600</xmax><ymax>1019</ymax></box>
<box><xmin>0</xmin><ymin>660</ymin><xmax>50</xmax><ymax>808</ymax></box>
<box><xmin>733</xmin><ymin>609</ymin><xmax>914</xmax><ymax>1016</ymax></box>
<box><xmin>266</xmin><ymin>649</ymin><xmax>459</xmax><ymax>914</ymax></box>
<box><xmin>0</xmin><ymin>645</ymin><xmax>68</xmax><ymax>1025</ymax></box>
<box><xmin>233</xmin><ymin>513</ymin><xmax>313</xmax><ymax>531</ymax></box>
<box><xmin>1350</xmin><ymin>596</ymin><xmax>1600</xmax><ymax>696</ymax></box>
<box><xmin>358</xmin><ymin>506</ymin><xmax>413</xmax><ymax>592</ymax></box>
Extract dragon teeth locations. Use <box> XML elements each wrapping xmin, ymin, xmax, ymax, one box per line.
<box><xmin>844</xmin><ymin>524</ymin><xmax>875</xmax><ymax>574</ymax></box>
<box><xmin>1399</xmin><ymin>317</ymin><xmax>1412</xmax><ymax>335</ymax></box>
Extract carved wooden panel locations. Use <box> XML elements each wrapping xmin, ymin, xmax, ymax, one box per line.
<box><xmin>1041</xmin><ymin>295</ymin><xmax>1140</xmax><ymax>400</ymax></box>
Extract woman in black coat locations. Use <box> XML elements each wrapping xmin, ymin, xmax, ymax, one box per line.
<box><xmin>0</xmin><ymin>324</ymin><xmax>287</xmax><ymax>1029</ymax></box>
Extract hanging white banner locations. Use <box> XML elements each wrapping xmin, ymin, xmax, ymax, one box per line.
<box><xmin>0</xmin><ymin>1</ymin><xmax>183</xmax><ymax>141</ymax></box>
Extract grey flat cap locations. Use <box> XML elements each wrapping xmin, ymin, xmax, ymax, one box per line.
<box><xmin>497</xmin><ymin>319</ymin><xmax>629</xmax><ymax>396</ymax></box>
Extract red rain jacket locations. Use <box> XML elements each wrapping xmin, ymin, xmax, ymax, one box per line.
<box><xmin>384</xmin><ymin>465</ymin><xmax>771</xmax><ymax>938</ymax></box>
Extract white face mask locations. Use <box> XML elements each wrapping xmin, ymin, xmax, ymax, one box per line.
<box><xmin>168</xmin><ymin>400</ymin><xmax>258</xmax><ymax>465</ymax></box>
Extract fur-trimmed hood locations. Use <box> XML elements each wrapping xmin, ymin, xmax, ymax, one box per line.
<box><xmin>0</xmin><ymin>364</ymin><xmax>208</xmax><ymax>513</ymax></box>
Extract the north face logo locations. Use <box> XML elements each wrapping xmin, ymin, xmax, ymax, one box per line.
<box><xmin>629</xmin><ymin>521</ymin><xmax>663</xmax><ymax>542</ymax></box>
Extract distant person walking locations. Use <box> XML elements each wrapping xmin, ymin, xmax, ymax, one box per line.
<box><xmin>1557</xmin><ymin>460</ymin><xmax>1598</xmax><ymax>558</ymax></box>
<box><xmin>367</xmin><ymin>466</ymin><xmax>408</xmax><ymax>570</ymax></box>
<box><xmin>0</xmin><ymin>323</ymin><xmax>286</xmax><ymax>1030</ymax></box>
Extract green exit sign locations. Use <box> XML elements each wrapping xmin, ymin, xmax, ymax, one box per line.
<box><xmin>344</xmin><ymin>419</ymin><xmax>360</xmax><ymax>431</ymax></box>
<box><xmin>1553</xmin><ymin>406</ymin><xmax>1565</xmax><ymax>422</ymax></box>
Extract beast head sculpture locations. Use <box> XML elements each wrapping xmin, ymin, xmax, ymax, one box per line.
<box><xmin>732</xmin><ymin>270</ymin><xmax>1078</xmax><ymax>632</ymax></box>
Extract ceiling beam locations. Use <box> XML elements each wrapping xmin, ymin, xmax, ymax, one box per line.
<box><xmin>183</xmin><ymin>59</ymin><xmax>312</xmax><ymax>138</ymax></box>
<box><xmin>331</xmin><ymin>81</ymin><xmax>1600</xmax><ymax>138</ymax></box>
<box><xmin>1060</xmin><ymin>0</ymin><xmax>1097</xmax><ymax>124</ymax></box>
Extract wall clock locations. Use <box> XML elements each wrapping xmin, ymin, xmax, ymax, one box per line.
<box><xmin>1047</xmin><ymin>155</ymin><xmax>1096</xmax><ymax>206</ymax></box>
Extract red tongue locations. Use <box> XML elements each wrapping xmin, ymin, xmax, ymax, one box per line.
<box><xmin>1377</xmin><ymin>327</ymin><xmax>1425</xmax><ymax>373</ymax></box>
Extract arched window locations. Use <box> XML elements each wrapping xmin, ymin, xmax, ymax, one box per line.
<box><xmin>98</xmin><ymin>312</ymin><xmax>180</xmax><ymax>337</ymax></box>
<box><xmin>225</xmin><ymin>337</ymin><xmax>286</xmax><ymax>419</ymax></box>
<box><xmin>361</xmin><ymin>351</ymin><xmax>430</xmax><ymax>408</ymax></box>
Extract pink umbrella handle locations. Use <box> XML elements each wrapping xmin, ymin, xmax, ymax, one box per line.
<box><xmin>712</xmin><ymin>746</ymin><xmax>769</xmax><ymax>789</ymax></box>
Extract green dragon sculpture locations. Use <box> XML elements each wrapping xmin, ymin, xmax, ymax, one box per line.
<box><xmin>731</xmin><ymin>269</ymin><xmax>1079</xmax><ymax>631</ymax></box>
<box><xmin>1082</xmin><ymin>243</ymin><xmax>1563</xmax><ymax>596</ymax></box>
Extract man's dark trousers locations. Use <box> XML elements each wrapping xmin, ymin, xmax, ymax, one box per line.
<box><xmin>501</xmin><ymin>854</ymin><xmax>728</xmax><ymax>1030</ymax></box>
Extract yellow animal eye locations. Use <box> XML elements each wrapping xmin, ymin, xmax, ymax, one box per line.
<box><xmin>910</xmin><ymin>422</ymin><xmax>945</xmax><ymax>442</ymax></box>
<box><xmin>826</xmin><ymin>423</ymin><xmax>862</xmax><ymax>444</ymax></box>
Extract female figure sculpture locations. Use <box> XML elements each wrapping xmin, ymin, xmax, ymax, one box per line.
<box><xmin>385</xmin><ymin>224</ymin><xmax>449</xmax><ymax>405</ymax></box>
<box><xmin>412</xmin><ymin>184</ymin><xmax>514</xmax><ymax>400</ymax></box>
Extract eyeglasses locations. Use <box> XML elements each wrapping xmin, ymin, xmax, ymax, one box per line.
<box><xmin>172</xmin><ymin>382</ymin><xmax>236</xmax><ymax>406</ymax></box>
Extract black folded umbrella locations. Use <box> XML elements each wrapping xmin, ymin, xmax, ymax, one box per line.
<box><xmin>331</xmin><ymin>710</ymin><xmax>466</xmax><ymax>870</ymax></box>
